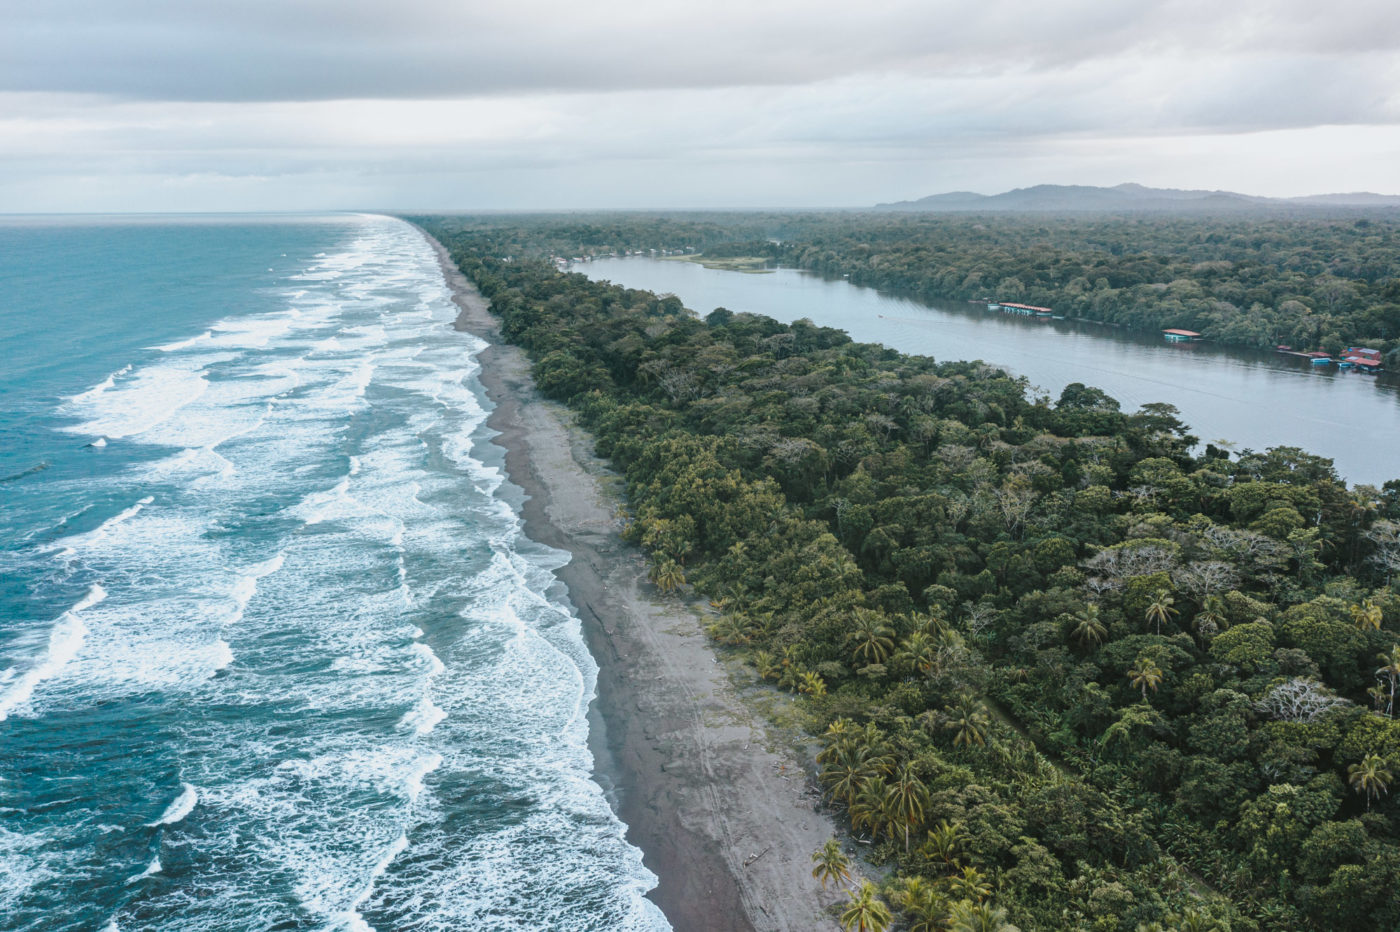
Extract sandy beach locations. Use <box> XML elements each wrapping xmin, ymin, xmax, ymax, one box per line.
<box><xmin>423</xmin><ymin>232</ymin><xmax>849</xmax><ymax>932</ymax></box>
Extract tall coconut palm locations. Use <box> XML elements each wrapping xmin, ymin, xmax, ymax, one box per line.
<box><xmin>1193</xmin><ymin>594</ymin><xmax>1227</xmax><ymax>641</ymax></box>
<box><xmin>922</xmin><ymin>819</ymin><xmax>962</xmax><ymax>871</ymax></box>
<box><xmin>1376</xmin><ymin>645</ymin><xmax>1400</xmax><ymax>717</ymax></box>
<box><xmin>884</xmin><ymin>762</ymin><xmax>929</xmax><ymax>851</ymax></box>
<box><xmin>947</xmin><ymin>899</ymin><xmax>1020</xmax><ymax>932</ymax></box>
<box><xmin>649</xmin><ymin>558</ymin><xmax>686</xmax><ymax>594</ymax></box>
<box><xmin>820</xmin><ymin>740</ymin><xmax>893</xmax><ymax>807</ymax></box>
<box><xmin>1352</xmin><ymin>598</ymin><xmax>1384</xmax><ymax>632</ymax></box>
<box><xmin>1071</xmin><ymin>603</ymin><xmax>1107</xmax><ymax>648</ymax></box>
<box><xmin>948</xmin><ymin>865</ymin><xmax>992</xmax><ymax>903</ymax></box>
<box><xmin>1145</xmin><ymin>589</ymin><xmax>1178</xmax><ymax>634</ymax></box>
<box><xmin>948</xmin><ymin>694</ymin><xmax>991</xmax><ymax>748</ymax></box>
<box><xmin>810</xmin><ymin>838</ymin><xmax>852</xmax><ymax>890</ymax></box>
<box><xmin>841</xmin><ymin>882</ymin><xmax>893</xmax><ymax>932</ymax></box>
<box><xmin>1127</xmin><ymin>656</ymin><xmax>1164</xmax><ymax>700</ymax></box>
<box><xmin>846</xmin><ymin>609</ymin><xmax>896</xmax><ymax>666</ymax></box>
<box><xmin>893</xmin><ymin>877</ymin><xmax>947</xmax><ymax>932</ymax></box>
<box><xmin>896</xmin><ymin>630</ymin><xmax>939</xmax><ymax>676</ymax></box>
<box><xmin>1348</xmin><ymin>753</ymin><xmax>1393</xmax><ymax>810</ymax></box>
<box><xmin>850</xmin><ymin>777</ymin><xmax>892</xmax><ymax>841</ymax></box>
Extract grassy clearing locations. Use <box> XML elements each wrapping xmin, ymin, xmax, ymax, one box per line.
<box><xmin>664</xmin><ymin>255</ymin><xmax>774</xmax><ymax>273</ymax></box>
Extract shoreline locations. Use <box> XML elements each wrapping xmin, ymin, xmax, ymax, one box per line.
<box><xmin>422</xmin><ymin>231</ymin><xmax>848</xmax><ymax>932</ymax></box>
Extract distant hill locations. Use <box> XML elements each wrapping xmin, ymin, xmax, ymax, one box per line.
<box><xmin>875</xmin><ymin>183</ymin><xmax>1400</xmax><ymax>213</ymax></box>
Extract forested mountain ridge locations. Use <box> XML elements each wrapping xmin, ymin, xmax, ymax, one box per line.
<box><xmin>417</xmin><ymin>213</ymin><xmax>1400</xmax><ymax>931</ymax></box>
<box><xmin>876</xmin><ymin>184</ymin><xmax>1400</xmax><ymax>213</ymax></box>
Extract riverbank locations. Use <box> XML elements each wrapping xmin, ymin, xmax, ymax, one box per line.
<box><xmin>577</xmin><ymin>254</ymin><xmax>1400</xmax><ymax>487</ymax></box>
<box><xmin>423</xmin><ymin>231</ymin><xmax>848</xmax><ymax>932</ymax></box>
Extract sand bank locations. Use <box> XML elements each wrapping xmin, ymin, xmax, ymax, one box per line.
<box><xmin>422</xmin><ymin>231</ymin><xmax>848</xmax><ymax>932</ymax></box>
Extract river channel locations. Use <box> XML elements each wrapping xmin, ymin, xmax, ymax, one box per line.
<box><xmin>579</xmin><ymin>257</ymin><xmax>1400</xmax><ymax>488</ymax></box>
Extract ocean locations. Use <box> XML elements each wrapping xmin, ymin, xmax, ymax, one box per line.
<box><xmin>0</xmin><ymin>214</ymin><xmax>669</xmax><ymax>931</ymax></box>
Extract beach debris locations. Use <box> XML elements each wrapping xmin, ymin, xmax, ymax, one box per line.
<box><xmin>744</xmin><ymin>845</ymin><xmax>772</xmax><ymax>867</ymax></box>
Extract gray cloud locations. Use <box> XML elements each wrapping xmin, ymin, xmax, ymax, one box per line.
<box><xmin>2</xmin><ymin>0</ymin><xmax>1399</xmax><ymax>211</ymax></box>
<box><xmin>2</xmin><ymin>0</ymin><xmax>1396</xmax><ymax>102</ymax></box>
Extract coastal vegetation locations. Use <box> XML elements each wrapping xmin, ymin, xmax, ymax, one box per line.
<box><xmin>431</xmin><ymin>209</ymin><xmax>1400</xmax><ymax>363</ymax></box>
<box><xmin>418</xmin><ymin>214</ymin><xmax>1400</xmax><ymax>930</ymax></box>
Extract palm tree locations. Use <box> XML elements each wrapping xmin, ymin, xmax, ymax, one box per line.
<box><xmin>1352</xmin><ymin>598</ymin><xmax>1384</xmax><ymax>632</ymax></box>
<box><xmin>754</xmin><ymin>650</ymin><xmax>777</xmax><ymax>681</ymax></box>
<box><xmin>1145</xmin><ymin>589</ymin><xmax>1178</xmax><ymax>634</ymax></box>
<box><xmin>841</xmin><ymin>882</ymin><xmax>893</xmax><ymax>932</ymax></box>
<box><xmin>896</xmin><ymin>630</ymin><xmax>938</xmax><ymax>676</ymax></box>
<box><xmin>798</xmin><ymin>670</ymin><xmax>828</xmax><ymax>696</ymax></box>
<box><xmin>1071</xmin><ymin>603</ymin><xmax>1107</xmax><ymax>648</ymax></box>
<box><xmin>820</xmin><ymin>742</ymin><xmax>893</xmax><ymax>807</ymax></box>
<box><xmin>850</xmin><ymin>777</ymin><xmax>892</xmax><ymax>841</ymax></box>
<box><xmin>649</xmin><ymin>558</ymin><xmax>685</xmax><ymax>594</ymax></box>
<box><xmin>846</xmin><ymin>609</ymin><xmax>895</xmax><ymax>666</ymax></box>
<box><xmin>1127</xmin><ymin>655</ymin><xmax>1164</xmax><ymax>700</ymax></box>
<box><xmin>810</xmin><ymin>838</ymin><xmax>852</xmax><ymax>890</ymax></box>
<box><xmin>948</xmin><ymin>694</ymin><xmax>990</xmax><ymax>748</ymax></box>
<box><xmin>1348</xmin><ymin>753</ymin><xmax>1393</xmax><ymax>810</ymax></box>
<box><xmin>884</xmin><ymin>762</ymin><xmax>929</xmax><ymax>851</ymax></box>
<box><xmin>948</xmin><ymin>865</ymin><xmax>992</xmax><ymax>903</ymax></box>
<box><xmin>1170</xmin><ymin>909</ymin><xmax>1225</xmax><ymax>932</ymax></box>
<box><xmin>1193</xmin><ymin>594</ymin><xmax>1227</xmax><ymax>641</ymax></box>
<box><xmin>922</xmin><ymin>819</ymin><xmax>962</xmax><ymax>871</ymax></box>
<box><xmin>947</xmin><ymin>899</ymin><xmax>1020</xmax><ymax>932</ymax></box>
<box><xmin>1376</xmin><ymin>645</ymin><xmax>1400</xmax><ymax>717</ymax></box>
<box><xmin>893</xmin><ymin>877</ymin><xmax>947</xmax><ymax>932</ymax></box>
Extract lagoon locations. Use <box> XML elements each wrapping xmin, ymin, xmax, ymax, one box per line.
<box><xmin>580</xmin><ymin>257</ymin><xmax>1400</xmax><ymax>488</ymax></box>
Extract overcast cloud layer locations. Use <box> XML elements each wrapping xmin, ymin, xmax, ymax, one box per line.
<box><xmin>2</xmin><ymin>0</ymin><xmax>1398</xmax><ymax>211</ymax></box>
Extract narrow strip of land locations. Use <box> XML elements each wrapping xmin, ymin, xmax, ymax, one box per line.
<box><xmin>423</xmin><ymin>231</ymin><xmax>848</xmax><ymax>932</ymax></box>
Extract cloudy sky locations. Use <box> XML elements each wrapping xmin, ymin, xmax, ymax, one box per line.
<box><xmin>3</xmin><ymin>0</ymin><xmax>1398</xmax><ymax>211</ymax></box>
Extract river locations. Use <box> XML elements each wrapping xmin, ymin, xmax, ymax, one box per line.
<box><xmin>578</xmin><ymin>257</ymin><xmax>1400</xmax><ymax>488</ymax></box>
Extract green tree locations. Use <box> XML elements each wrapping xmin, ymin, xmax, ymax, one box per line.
<box><xmin>1128</xmin><ymin>655</ymin><xmax>1164</xmax><ymax>700</ymax></box>
<box><xmin>841</xmin><ymin>882</ymin><xmax>892</xmax><ymax>932</ymax></box>
<box><xmin>922</xmin><ymin>819</ymin><xmax>962</xmax><ymax>871</ymax></box>
<box><xmin>811</xmin><ymin>838</ymin><xmax>852</xmax><ymax>889</ymax></box>
<box><xmin>885</xmin><ymin>762</ymin><xmax>929</xmax><ymax>851</ymax></box>
<box><xmin>1378</xmin><ymin>645</ymin><xmax>1400</xmax><ymax>717</ymax></box>
<box><xmin>948</xmin><ymin>694</ymin><xmax>991</xmax><ymax>748</ymax></box>
<box><xmin>1145</xmin><ymin>588</ymin><xmax>1179</xmax><ymax>635</ymax></box>
<box><xmin>947</xmin><ymin>899</ymin><xmax>1020</xmax><ymax>932</ymax></box>
<box><xmin>1348</xmin><ymin>753</ymin><xmax>1393</xmax><ymax>810</ymax></box>
<box><xmin>846</xmin><ymin>608</ymin><xmax>896</xmax><ymax>666</ymax></box>
<box><xmin>948</xmin><ymin>865</ymin><xmax>992</xmax><ymax>903</ymax></box>
<box><xmin>649</xmin><ymin>558</ymin><xmax>685</xmax><ymax>594</ymax></box>
<box><xmin>893</xmin><ymin>876</ymin><xmax>948</xmax><ymax>932</ymax></box>
<box><xmin>1071</xmin><ymin>603</ymin><xmax>1108</xmax><ymax>647</ymax></box>
<box><xmin>1352</xmin><ymin>598</ymin><xmax>1384</xmax><ymax>631</ymax></box>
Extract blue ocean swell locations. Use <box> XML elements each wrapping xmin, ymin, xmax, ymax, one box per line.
<box><xmin>0</xmin><ymin>215</ymin><xmax>668</xmax><ymax>931</ymax></box>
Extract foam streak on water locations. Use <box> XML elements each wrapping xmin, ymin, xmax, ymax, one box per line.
<box><xmin>0</xmin><ymin>215</ymin><xmax>667</xmax><ymax>932</ymax></box>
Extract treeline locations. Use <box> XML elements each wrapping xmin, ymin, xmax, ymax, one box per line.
<box><xmin>417</xmin><ymin>215</ymin><xmax>1400</xmax><ymax>931</ymax></box>
<box><xmin>425</xmin><ymin>210</ymin><xmax>1400</xmax><ymax>363</ymax></box>
<box><xmin>760</xmin><ymin>214</ymin><xmax>1400</xmax><ymax>363</ymax></box>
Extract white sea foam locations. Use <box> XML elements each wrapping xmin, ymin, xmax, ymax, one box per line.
<box><xmin>64</xmin><ymin>363</ymin><xmax>210</xmax><ymax>439</ymax></box>
<box><xmin>125</xmin><ymin>854</ymin><xmax>162</xmax><ymax>884</ymax></box>
<box><xmin>148</xmin><ymin>783</ymin><xmax>198</xmax><ymax>827</ymax></box>
<box><xmin>4</xmin><ymin>216</ymin><xmax>669</xmax><ymax>930</ymax></box>
<box><xmin>70</xmin><ymin>364</ymin><xmax>132</xmax><ymax>403</ymax></box>
<box><xmin>91</xmin><ymin>437</ymin><xmax>107</xmax><ymax>448</ymax></box>
<box><xmin>155</xmin><ymin>330</ymin><xmax>212</xmax><ymax>352</ymax></box>
<box><xmin>398</xmin><ymin>694</ymin><xmax>446</xmax><ymax>736</ymax></box>
<box><xmin>0</xmin><ymin>585</ymin><xmax>103</xmax><ymax>721</ymax></box>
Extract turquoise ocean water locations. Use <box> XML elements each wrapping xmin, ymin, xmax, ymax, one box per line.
<box><xmin>0</xmin><ymin>214</ymin><xmax>668</xmax><ymax>931</ymax></box>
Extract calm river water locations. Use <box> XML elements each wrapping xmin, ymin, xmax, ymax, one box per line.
<box><xmin>580</xmin><ymin>257</ymin><xmax>1400</xmax><ymax>488</ymax></box>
